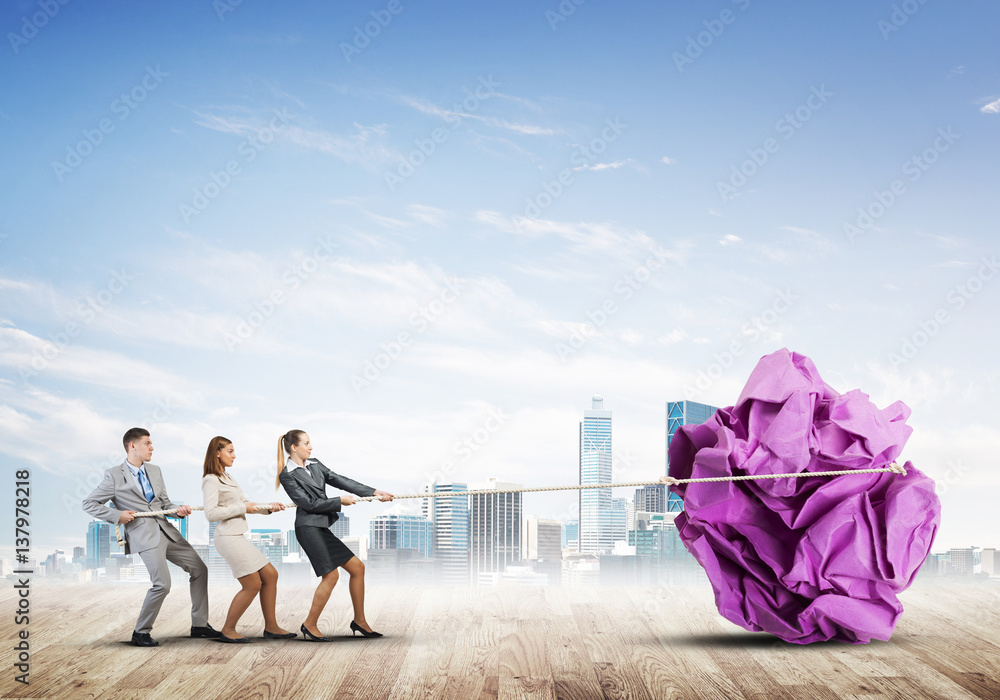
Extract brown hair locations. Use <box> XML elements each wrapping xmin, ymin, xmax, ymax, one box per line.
<box><xmin>203</xmin><ymin>436</ymin><xmax>233</xmax><ymax>480</ymax></box>
<box><xmin>276</xmin><ymin>429</ymin><xmax>307</xmax><ymax>489</ymax></box>
<box><xmin>122</xmin><ymin>427</ymin><xmax>150</xmax><ymax>453</ymax></box>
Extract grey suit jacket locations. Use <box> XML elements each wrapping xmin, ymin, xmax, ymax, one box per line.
<box><xmin>278</xmin><ymin>459</ymin><xmax>375</xmax><ymax>529</ymax></box>
<box><xmin>82</xmin><ymin>461</ymin><xmax>185</xmax><ymax>554</ymax></box>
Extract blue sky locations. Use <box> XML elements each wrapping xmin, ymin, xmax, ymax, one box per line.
<box><xmin>2</xmin><ymin>0</ymin><xmax>998</xmax><ymax>560</ymax></box>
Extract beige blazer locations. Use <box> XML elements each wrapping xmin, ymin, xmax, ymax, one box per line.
<box><xmin>202</xmin><ymin>473</ymin><xmax>251</xmax><ymax>536</ymax></box>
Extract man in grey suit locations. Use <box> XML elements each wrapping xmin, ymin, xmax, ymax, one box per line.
<box><xmin>83</xmin><ymin>427</ymin><xmax>219</xmax><ymax>646</ymax></box>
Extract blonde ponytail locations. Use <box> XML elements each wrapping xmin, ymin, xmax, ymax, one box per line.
<box><xmin>276</xmin><ymin>429</ymin><xmax>307</xmax><ymax>490</ymax></box>
<box><xmin>275</xmin><ymin>435</ymin><xmax>285</xmax><ymax>490</ymax></box>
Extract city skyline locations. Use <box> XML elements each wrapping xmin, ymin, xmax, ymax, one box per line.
<box><xmin>2</xmin><ymin>1</ymin><xmax>997</xmax><ymax>563</ymax></box>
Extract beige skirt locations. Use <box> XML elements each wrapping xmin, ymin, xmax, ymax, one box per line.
<box><xmin>214</xmin><ymin>533</ymin><xmax>269</xmax><ymax>579</ymax></box>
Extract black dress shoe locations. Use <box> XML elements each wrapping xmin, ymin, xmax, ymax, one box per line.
<box><xmin>218</xmin><ymin>632</ymin><xmax>250</xmax><ymax>644</ymax></box>
<box><xmin>300</xmin><ymin>623</ymin><xmax>332</xmax><ymax>642</ymax></box>
<box><xmin>263</xmin><ymin>630</ymin><xmax>297</xmax><ymax>639</ymax></box>
<box><xmin>349</xmin><ymin>620</ymin><xmax>383</xmax><ymax>638</ymax></box>
<box><xmin>190</xmin><ymin>623</ymin><xmax>222</xmax><ymax>638</ymax></box>
<box><xmin>131</xmin><ymin>631</ymin><xmax>159</xmax><ymax>647</ymax></box>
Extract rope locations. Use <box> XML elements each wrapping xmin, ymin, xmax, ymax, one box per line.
<box><xmin>113</xmin><ymin>462</ymin><xmax>906</xmax><ymax>546</ymax></box>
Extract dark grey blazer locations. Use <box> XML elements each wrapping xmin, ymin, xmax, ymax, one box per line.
<box><xmin>279</xmin><ymin>459</ymin><xmax>375</xmax><ymax>529</ymax></box>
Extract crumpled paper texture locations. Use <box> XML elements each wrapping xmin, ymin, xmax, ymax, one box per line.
<box><xmin>669</xmin><ymin>349</ymin><xmax>940</xmax><ymax>644</ymax></box>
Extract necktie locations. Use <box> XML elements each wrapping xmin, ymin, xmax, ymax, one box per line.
<box><xmin>137</xmin><ymin>468</ymin><xmax>155</xmax><ymax>503</ymax></box>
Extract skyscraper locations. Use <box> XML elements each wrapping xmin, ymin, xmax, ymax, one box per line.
<box><xmin>369</xmin><ymin>514</ymin><xmax>433</xmax><ymax>558</ymax></box>
<box><xmin>579</xmin><ymin>395</ymin><xmax>612</xmax><ymax>554</ymax></box>
<box><xmin>167</xmin><ymin>514</ymin><xmax>189</xmax><ymax>540</ymax></box>
<box><xmin>422</xmin><ymin>482</ymin><xmax>470</xmax><ymax>585</ymax></box>
<box><xmin>522</xmin><ymin>516</ymin><xmax>561</xmax><ymax>561</ymax></box>
<box><xmin>470</xmin><ymin>478</ymin><xmax>522</xmax><ymax>583</ymax></box>
<box><xmin>665</xmin><ymin>400</ymin><xmax>719</xmax><ymax>512</ymax></box>
<box><xmin>331</xmin><ymin>514</ymin><xmax>350</xmax><ymax>538</ymax></box>
<box><xmin>561</xmin><ymin>520</ymin><xmax>579</xmax><ymax>549</ymax></box>
<box><xmin>610</xmin><ymin>497</ymin><xmax>630</xmax><ymax>545</ymax></box>
<box><xmin>86</xmin><ymin>520</ymin><xmax>114</xmax><ymax>569</ymax></box>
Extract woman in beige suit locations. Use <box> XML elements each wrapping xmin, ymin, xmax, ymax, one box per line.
<box><xmin>202</xmin><ymin>436</ymin><xmax>294</xmax><ymax>643</ymax></box>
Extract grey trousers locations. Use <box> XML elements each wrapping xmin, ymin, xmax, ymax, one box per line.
<box><xmin>135</xmin><ymin>525</ymin><xmax>209</xmax><ymax>634</ymax></box>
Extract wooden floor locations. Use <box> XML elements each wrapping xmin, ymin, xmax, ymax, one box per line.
<box><xmin>2</xmin><ymin>580</ymin><xmax>999</xmax><ymax>699</ymax></box>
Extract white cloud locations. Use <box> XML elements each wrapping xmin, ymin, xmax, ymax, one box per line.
<box><xmin>193</xmin><ymin>110</ymin><xmax>399</xmax><ymax>168</ymax></box>
<box><xmin>660</xmin><ymin>156</ymin><xmax>676</xmax><ymax>165</ymax></box>
<box><xmin>406</xmin><ymin>204</ymin><xmax>452</xmax><ymax>229</ymax></box>
<box><xmin>573</xmin><ymin>159</ymin><xmax>633</xmax><ymax>172</ymax></box>
<box><xmin>980</xmin><ymin>98</ymin><xmax>1000</xmax><ymax>114</ymax></box>
<box><xmin>719</xmin><ymin>234</ymin><xmax>742</xmax><ymax>246</ymax></box>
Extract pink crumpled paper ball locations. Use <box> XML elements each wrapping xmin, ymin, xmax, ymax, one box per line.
<box><xmin>669</xmin><ymin>349</ymin><xmax>940</xmax><ymax>644</ymax></box>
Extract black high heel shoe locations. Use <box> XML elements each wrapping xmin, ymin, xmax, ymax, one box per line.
<box><xmin>350</xmin><ymin>620</ymin><xmax>383</xmax><ymax>638</ymax></box>
<box><xmin>263</xmin><ymin>629</ymin><xmax>297</xmax><ymax>639</ymax></box>
<box><xmin>300</xmin><ymin>624</ymin><xmax>332</xmax><ymax>642</ymax></box>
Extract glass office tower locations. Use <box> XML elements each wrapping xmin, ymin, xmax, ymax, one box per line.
<box><xmin>369</xmin><ymin>514</ymin><xmax>433</xmax><ymax>559</ymax></box>
<box><xmin>665</xmin><ymin>400</ymin><xmax>719</xmax><ymax>512</ymax></box>
<box><xmin>423</xmin><ymin>482</ymin><xmax>470</xmax><ymax>584</ymax></box>
<box><xmin>469</xmin><ymin>478</ymin><xmax>522</xmax><ymax>582</ymax></box>
<box><xmin>579</xmin><ymin>395</ymin><xmax>613</xmax><ymax>554</ymax></box>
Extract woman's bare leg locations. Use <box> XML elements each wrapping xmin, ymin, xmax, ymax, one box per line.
<box><xmin>258</xmin><ymin>564</ymin><xmax>289</xmax><ymax>635</ymax></box>
<box><xmin>341</xmin><ymin>556</ymin><xmax>373</xmax><ymax>632</ymax></box>
<box><xmin>223</xmin><ymin>572</ymin><xmax>262</xmax><ymax>639</ymax></box>
<box><xmin>303</xmin><ymin>569</ymin><xmax>339</xmax><ymax>636</ymax></box>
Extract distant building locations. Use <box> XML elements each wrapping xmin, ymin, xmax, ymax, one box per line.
<box><xmin>340</xmin><ymin>536</ymin><xmax>366</xmax><ymax>560</ymax></box>
<box><xmin>470</xmin><ymin>478</ymin><xmax>522</xmax><ymax>582</ymax></box>
<box><xmin>423</xmin><ymin>482</ymin><xmax>470</xmax><ymax>585</ymax></box>
<box><xmin>634</xmin><ymin>484</ymin><xmax>666</xmax><ymax>514</ymax></box>
<box><xmin>250</xmin><ymin>529</ymin><xmax>284</xmax><ymax>565</ymax></box>
<box><xmin>369</xmin><ymin>514</ymin><xmax>433</xmax><ymax>559</ymax></box>
<box><xmin>87</xmin><ymin>520</ymin><xmax>116</xmax><ymax>569</ymax></box>
<box><xmin>982</xmin><ymin>548</ymin><xmax>998</xmax><ymax>576</ymax></box>
<box><xmin>523</xmin><ymin>516</ymin><xmax>561</xmax><ymax>562</ymax></box>
<box><xmin>665</xmin><ymin>401</ymin><xmax>719</xmax><ymax>512</ymax></box>
<box><xmin>949</xmin><ymin>546</ymin><xmax>982</xmax><ymax>575</ymax></box>
<box><xmin>331</xmin><ymin>514</ymin><xmax>350</xmax><ymax>539</ymax></box>
<box><xmin>610</xmin><ymin>497</ymin><xmax>630</xmax><ymax>546</ymax></box>
<box><xmin>286</xmin><ymin>529</ymin><xmax>300</xmax><ymax>556</ymax></box>
<box><xmin>580</xmin><ymin>395</ymin><xmax>613</xmax><ymax>554</ymax></box>
<box><xmin>561</xmin><ymin>520</ymin><xmax>579</xmax><ymax>549</ymax></box>
<box><xmin>168</xmin><ymin>514</ymin><xmax>189</xmax><ymax>540</ymax></box>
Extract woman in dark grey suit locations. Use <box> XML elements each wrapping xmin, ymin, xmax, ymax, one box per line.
<box><xmin>277</xmin><ymin>429</ymin><xmax>394</xmax><ymax>640</ymax></box>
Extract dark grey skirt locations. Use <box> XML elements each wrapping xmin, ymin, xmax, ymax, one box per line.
<box><xmin>295</xmin><ymin>525</ymin><xmax>355</xmax><ymax>576</ymax></box>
